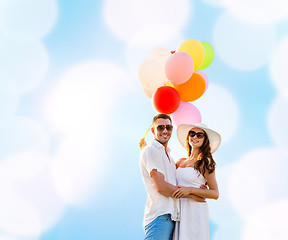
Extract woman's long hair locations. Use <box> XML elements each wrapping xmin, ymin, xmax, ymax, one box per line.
<box><xmin>186</xmin><ymin>130</ymin><xmax>216</xmax><ymax>176</ymax></box>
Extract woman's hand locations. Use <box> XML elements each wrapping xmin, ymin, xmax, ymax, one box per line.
<box><xmin>139</xmin><ymin>138</ymin><xmax>147</xmax><ymax>150</ymax></box>
<box><xmin>172</xmin><ymin>186</ymin><xmax>191</xmax><ymax>198</ymax></box>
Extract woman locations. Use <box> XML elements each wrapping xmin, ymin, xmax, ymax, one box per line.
<box><xmin>172</xmin><ymin>123</ymin><xmax>221</xmax><ymax>240</ymax></box>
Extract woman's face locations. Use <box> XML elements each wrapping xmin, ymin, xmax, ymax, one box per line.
<box><xmin>188</xmin><ymin>127</ymin><xmax>205</xmax><ymax>149</ymax></box>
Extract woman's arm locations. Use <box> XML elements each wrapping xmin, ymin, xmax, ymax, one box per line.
<box><xmin>172</xmin><ymin>170</ymin><xmax>219</xmax><ymax>200</ymax></box>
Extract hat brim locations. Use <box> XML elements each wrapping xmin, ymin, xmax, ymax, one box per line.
<box><xmin>177</xmin><ymin>124</ymin><xmax>221</xmax><ymax>153</ymax></box>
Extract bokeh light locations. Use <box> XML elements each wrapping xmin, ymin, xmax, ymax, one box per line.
<box><xmin>103</xmin><ymin>0</ymin><xmax>191</xmax><ymax>45</ymax></box>
<box><xmin>242</xmin><ymin>201</ymin><xmax>288</xmax><ymax>240</ymax></box>
<box><xmin>0</xmin><ymin>0</ymin><xmax>287</xmax><ymax>239</ymax></box>
<box><xmin>0</xmin><ymin>0</ymin><xmax>58</xmax><ymax>40</ymax></box>
<box><xmin>51</xmin><ymin>136</ymin><xmax>102</xmax><ymax>206</ymax></box>
<box><xmin>0</xmin><ymin>39</ymin><xmax>49</xmax><ymax>95</ymax></box>
<box><xmin>213</xmin><ymin>13</ymin><xmax>276</xmax><ymax>71</ymax></box>
<box><xmin>269</xmin><ymin>35</ymin><xmax>288</xmax><ymax>101</ymax></box>
<box><xmin>0</xmin><ymin>152</ymin><xmax>65</xmax><ymax>237</ymax></box>
<box><xmin>45</xmin><ymin>61</ymin><xmax>133</xmax><ymax>133</ymax></box>
<box><xmin>228</xmin><ymin>148</ymin><xmax>288</xmax><ymax>219</ymax></box>
<box><xmin>0</xmin><ymin>117</ymin><xmax>51</xmax><ymax>158</ymax></box>
<box><xmin>201</xmin><ymin>0</ymin><xmax>225</xmax><ymax>7</ymax></box>
<box><xmin>222</xmin><ymin>0</ymin><xmax>288</xmax><ymax>25</ymax></box>
<box><xmin>208</xmin><ymin>165</ymin><xmax>237</xmax><ymax>224</ymax></box>
<box><xmin>0</xmin><ymin>92</ymin><xmax>18</xmax><ymax>123</ymax></box>
<box><xmin>267</xmin><ymin>96</ymin><xmax>288</xmax><ymax>155</ymax></box>
<box><xmin>193</xmin><ymin>84</ymin><xmax>239</xmax><ymax>144</ymax></box>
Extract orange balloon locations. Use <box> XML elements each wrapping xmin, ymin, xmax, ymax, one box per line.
<box><xmin>173</xmin><ymin>72</ymin><xmax>206</xmax><ymax>102</ymax></box>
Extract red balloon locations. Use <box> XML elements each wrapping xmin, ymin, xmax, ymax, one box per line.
<box><xmin>152</xmin><ymin>86</ymin><xmax>180</xmax><ymax>114</ymax></box>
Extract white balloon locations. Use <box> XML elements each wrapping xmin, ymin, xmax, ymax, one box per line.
<box><xmin>138</xmin><ymin>59</ymin><xmax>167</xmax><ymax>90</ymax></box>
<box><xmin>149</xmin><ymin>47</ymin><xmax>171</xmax><ymax>66</ymax></box>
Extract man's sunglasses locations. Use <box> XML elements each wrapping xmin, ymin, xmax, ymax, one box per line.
<box><xmin>156</xmin><ymin>125</ymin><xmax>173</xmax><ymax>131</ymax></box>
<box><xmin>188</xmin><ymin>130</ymin><xmax>205</xmax><ymax>139</ymax></box>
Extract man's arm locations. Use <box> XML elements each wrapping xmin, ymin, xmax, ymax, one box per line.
<box><xmin>150</xmin><ymin>169</ymin><xmax>178</xmax><ymax>197</ymax></box>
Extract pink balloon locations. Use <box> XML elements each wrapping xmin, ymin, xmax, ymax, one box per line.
<box><xmin>171</xmin><ymin>101</ymin><xmax>201</xmax><ymax>126</ymax></box>
<box><xmin>195</xmin><ymin>71</ymin><xmax>209</xmax><ymax>92</ymax></box>
<box><xmin>165</xmin><ymin>52</ymin><xmax>194</xmax><ymax>85</ymax></box>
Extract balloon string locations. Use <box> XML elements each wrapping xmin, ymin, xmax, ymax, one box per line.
<box><xmin>142</xmin><ymin>122</ymin><xmax>153</xmax><ymax>140</ymax></box>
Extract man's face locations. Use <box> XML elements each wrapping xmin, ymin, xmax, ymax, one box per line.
<box><xmin>152</xmin><ymin>118</ymin><xmax>173</xmax><ymax>145</ymax></box>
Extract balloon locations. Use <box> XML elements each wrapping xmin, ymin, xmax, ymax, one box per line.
<box><xmin>165</xmin><ymin>52</ymin><xmax>194</xmax><ymax>85</ymax></box>
<box><xmin>195</xmin><ymin>71</ymin><xmax>209</xmax><ymax>92</ymax></box>
<box><xmin>142</xmin><ymin>87</ymin><xmax>154</xmax><ymax>99</ymax></box>
<box><xmin>138</xmin><ymin>59</ymin><xmax>167</xmax><ymax>90</ymax></box>
<box><xmin>174</xmin><ymin>72</ymin><xmax>206</xmax><ymax>102</ymax></box>
<box><xmin>198</xmin><ymin>41</ymin><xmax>215</xmax><ymax>70</ymax></box>
<box><xmin>167</xmin><ymin>81</ymin><xmax>174</xmax><ymax>87</ymax></box>
<box><xmin>149</xmin><ymin>47</ymin><xmax>171</xmax><ymax>66</ymax></box>
<box><xmin>177</xmin><ymin>39</ymin><xmax>205</xmax><ymax>70</ymax></box>
<box><xmin>152</xmin><ymin>86</ymin><xmax>180</xmax><ymax>114</ymax></box>
<box><xmin>171</xmin><ymin>102</ymin><xmax>201</xmax><ymax>126</ymax></box>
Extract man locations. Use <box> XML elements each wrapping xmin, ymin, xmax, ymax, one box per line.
<box><xmin>140</xmin><ymin>113</ymin><xmax>204</xmax><ymax>240</ymax></box>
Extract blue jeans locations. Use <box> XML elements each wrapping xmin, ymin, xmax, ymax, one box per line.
<box><xmin>144</xmin><ymin>214</ymin><xmax>175</xmax><ymax>240</ymax></box>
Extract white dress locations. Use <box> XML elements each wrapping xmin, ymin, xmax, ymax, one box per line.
<box><xmin>173</xmin><ymin>167</ymin><xmax>209</xmax><ymax>240</ymax></box>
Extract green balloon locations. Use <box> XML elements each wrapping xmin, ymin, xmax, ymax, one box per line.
<box><xmin>197</xmin><ymin>41</ymin><xmax>215</xmax><ymax>70</ymax></box>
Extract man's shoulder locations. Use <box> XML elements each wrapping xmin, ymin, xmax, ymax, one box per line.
<box><xmin>141</xmin><ymin>143</ymin><xmax>156</xmax><ymax>155</ymax></box>
<box><xmin>140</xmin><ymin>142</ymin><xmax>162</xmax><ymax>161</ymax></box>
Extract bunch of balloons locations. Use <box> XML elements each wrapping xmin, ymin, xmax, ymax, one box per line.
<box><xmin>138</xmin><ymin>39</ymin><xmax>214</xmax><ymax>126</ymax></box>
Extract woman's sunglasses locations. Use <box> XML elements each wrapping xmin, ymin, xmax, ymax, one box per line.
<box><xmin>156</xmin><ymin>125</ymin><xmax>173</xmax><ymax>132</ymax></box>
<box><xmin>188</xmin><ymin>130</ymin><xmax>205</xmax><ymax>139</ymax></box>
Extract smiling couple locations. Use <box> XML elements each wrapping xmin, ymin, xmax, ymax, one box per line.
<box><xmin>140</xmin><ymin>113</ymin><xmax>221</xmax><ymax>240</ymax></box>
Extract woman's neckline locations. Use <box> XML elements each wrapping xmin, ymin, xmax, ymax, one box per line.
<box><xmin>177</xmin><ymin>166</ymin><xmax>195</xmax><ymax>169</ymax></box>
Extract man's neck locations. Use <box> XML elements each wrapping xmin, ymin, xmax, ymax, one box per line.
<box><xmin>155</xmin><ymin>139</ymin><xmax>168</xmax><ymax>149</ymax></box>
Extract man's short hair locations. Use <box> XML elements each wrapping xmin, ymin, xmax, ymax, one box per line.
<box><xmin>152</xmin><ymin>114</ymin><xmax>172</xmax><ymax>125</ymax></box>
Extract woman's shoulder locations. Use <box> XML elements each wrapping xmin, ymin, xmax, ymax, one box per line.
<box><xmin>176</xmin><ymin>157</ymin><xmax>186</xmax><ymax>162</ymax></box>
<box><xmin>175</xmin><ymin>157</ymin><xmax>186</xmax><ymax>168</ymax></box>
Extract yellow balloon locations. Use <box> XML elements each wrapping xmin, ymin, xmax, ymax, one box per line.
<box><xmin>177</xmin><ymin>39</ymin><xmax>205</xmax><ymax>70</ymax></box>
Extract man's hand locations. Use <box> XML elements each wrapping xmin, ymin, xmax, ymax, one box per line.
<box><xmin>172</xmin><ymin>186</ymin><xmax>207</xmax><ymax>202</ymax></box>
<box><xmin>172</xmin><ymin>186</ymin><xmax>191</xmax><ymax>198</ymax></box>
<box><xmin>139</xmin><ymin>138</ymin><xmax>147</xmax><ymax>150</ymax></box>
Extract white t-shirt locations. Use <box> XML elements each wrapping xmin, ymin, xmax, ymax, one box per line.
<box><xmin>140</xmin><ymin>139</ymin><xmax>180</xmax><ymax>227</ymax></box>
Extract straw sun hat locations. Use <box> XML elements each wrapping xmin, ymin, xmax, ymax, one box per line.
<box><xmin>177</xmin><ymin>123</ymin><xmax>221</xmax><ymax>153</ymax></box>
